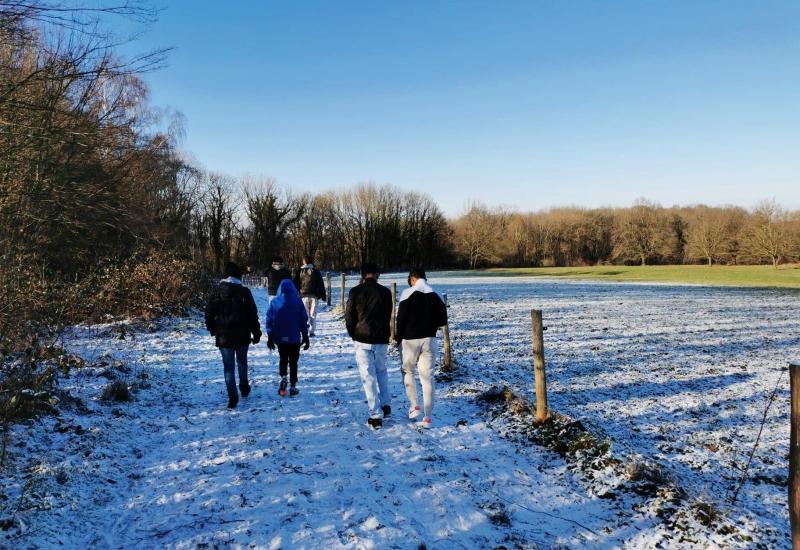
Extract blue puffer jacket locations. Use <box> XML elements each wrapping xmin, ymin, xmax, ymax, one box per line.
<box><xmin>265</xmin><ymin>279</ymin><xmax>309</xmax><ymax>345</ymax></box>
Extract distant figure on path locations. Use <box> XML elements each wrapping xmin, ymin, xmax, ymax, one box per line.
<box><xmin>294</xmin><ymin>255</ymin><xmax>326</xmax><ymax>336</ymax></box>
<box><xmin>204</xmin><ymin>262</ymin><xmax>261</xmax><ymax>409</ymax></box>
<box><xmin>265</xmin><ymin>279</ymin><xmax>310</xmax><ymax>397</ymax></box>
<box><xmin>346</xmin><ymin>262</ymin><xmax>393</xmax><ymax>429</ymax></box>
<box><xmin>266</xmin><ymin>256</ymin><xmax>292</xmax><ymax>303</ymax></box>
<box><xmin>396</xmin><ymin>269</ymin><xmax>448</xmax><ymax>427</ymax></box>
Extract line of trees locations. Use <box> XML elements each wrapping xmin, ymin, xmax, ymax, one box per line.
<box><xmin>187</xmin><ymin>176</ymin><xmax>452</xmax><ymax>273</ymax></box>
<box><xmin>451</xmin><ymin>199</ymin><xmax>800</xmax><ymax>269</ymax></box>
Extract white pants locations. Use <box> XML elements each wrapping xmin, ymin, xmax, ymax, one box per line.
<box><xmin>354</xmin><ymin>342</ymin><xmax>390</xmax><ymax>419</ymax></box>
<box><xmin>302</xmin><ymin>297</ymin><xmax>318</xmax><ymax>334</ymax></box>
<box><xmin>402</xmin><ymin>337</ymin><xmax>437</xmax><ymax>418</ymax></box>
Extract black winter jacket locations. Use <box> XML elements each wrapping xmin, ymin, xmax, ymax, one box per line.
<box><xmin>205</xmin><ymin>282</ymin><xmax>261</xmax><ymax>348</ymax></box>
<box><xmin>294</xmin><ymin>266</ymin><xmax>326</xmax><ymax>300</ymax></box>
<box><xmin>267</xmin><ymin>267</ymin><xmax>292</xmax><ymax>296</ymax></box>
<box><xmin>396</xmin><ymin>282</ymin><xmax>448</xmax><ymax>342</ymax></box>
<box><xmin>345</xmin><ymin>279</ymin><xmax>392</xmax><ymax>344</ymax></box>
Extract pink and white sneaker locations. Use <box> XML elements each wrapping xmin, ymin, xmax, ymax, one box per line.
<box><xmin>421</xmin><ymin>417</ymin><xmax>432</xmax><ymax>428</ymax></box>
<box><xmin>408</xmin><ymin>405</ymin><xmax>421</xmax><ymax>420</ymax></box>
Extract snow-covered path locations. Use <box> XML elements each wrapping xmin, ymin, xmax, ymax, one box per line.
<box><xmin>11</xmin><ymin>288</ymin><xmax>621</xmax><ymax>549</ymax></box>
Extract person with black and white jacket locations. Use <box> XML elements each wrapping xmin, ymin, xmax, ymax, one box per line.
<box><xmin>395</xmin><ymin>268</ymin><xmax>447</xmax><ymax>427</ymax></box>
<box><xmin>294</xmin><ymin>256</ymin><xmax>326</xmax><ymax>336</ymax></box>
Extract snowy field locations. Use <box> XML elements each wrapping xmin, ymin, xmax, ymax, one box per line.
<box><xmin>420</xmin><ymin>274</ymin><xmax>800</xmax><ymax>548</ymax></box>
<box><xmin>2</xmin><ymin>275</ymin><xmax>798</xmax><ymax>548</ymax></box>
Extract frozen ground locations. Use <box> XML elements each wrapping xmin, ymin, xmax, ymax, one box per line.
<box><xmin>420</xmin><ymin>274</ymin><xmax>800</xmax><ymax>548</ymax></box>
<box><xmin>1</xmin><ymin>276</ymin><xmax>798</xmax><ymax>548</ymax></box>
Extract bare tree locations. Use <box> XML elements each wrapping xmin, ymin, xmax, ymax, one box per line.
<box><xmin>743</xmin><ymin>200</ymin><xmax>792</xmax><ymax>268</ymax></box>
<box><xmin>453</xmin><ymin>203</ymin><xmax>507</xmax><ymax>268</ymax></box>
<box><xmin>201</xmin><ymin>173</ymin><xmax>238</xmax><ymax>274</ymax></box>
<box><xmin>686</xmin><ymin>206</ymin><xmax>730</xmax><ymax>266</ymax></box>
<box><xmin>613</xmin><ymin>199</ymin><xmax>667</xmax><ymax>266</ymax></box>
<box><xmin>242</xmin><ymin>176</ymin><xmax>304</xmax><ymax>269</ymax></box>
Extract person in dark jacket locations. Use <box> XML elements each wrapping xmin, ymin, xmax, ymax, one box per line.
<box><xmin>266</xmin><ymin>257</ymin><xmax>292</xmax><ymax>301</ymax></box>
<box><xmin>205</xmin><ymin>262</ymin><xmax>261</xmax><ymax>409</ymax></box>
<box><xmin>345</xmin><ymin>262</ymin><xmax>393</xmax><ymax>429</ymax></box>
<box><xmin>265</xmin><ymin>279</ymin><xmax>310</xmax><ymax>397</ymax></box>
<box><xmin>396</xmin><ymin>268</ymin><xmax>447</xmax><ymax>427</ymax></box>
<box><xmin>294</xmin><ymin>256</ymin><xmax>326</xmax><ymax>337</ymax></box>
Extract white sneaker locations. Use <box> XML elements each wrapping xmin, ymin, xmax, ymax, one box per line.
<box><xmin>421</xmin><ymin>417</ymin><xmax>432</xmax><ymax>428</ymax></box>
<box><xmin>408</xmin><ymin>405</ymin><xmax>421</xmax><ymax>420</ymax></box>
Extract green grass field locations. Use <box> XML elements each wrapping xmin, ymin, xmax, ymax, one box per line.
<box><xmin>480</xmin><ymin>264</ymin><xmax>800</xmax><ymax>289</ymax></box>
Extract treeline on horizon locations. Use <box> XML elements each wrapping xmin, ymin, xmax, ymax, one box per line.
<box><xmin>172</xmin><ymin>179</ymin><xmax>800</xmax><ymax>273</ymax></box>
<box><xmin>452</xmin><ymin>198</ymin><xmax>800</xmax><ymax>270</ymax></box>
<box><xmin>1</xmin><ymin>1</ymin><xmax>798</xmax><ymax>358</ymax></box>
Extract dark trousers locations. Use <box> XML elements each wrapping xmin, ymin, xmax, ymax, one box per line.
<box><xmin>278</xmin><ymin>343</ymin><xmax>301</xmax><ymax>386</ymax></box>
<box><xmin>220</xmin><ymin>345</ymin><xmax>249</xmax><ymax>398</ymax></box>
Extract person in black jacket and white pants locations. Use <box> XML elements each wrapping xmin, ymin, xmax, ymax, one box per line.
<box><xmin>395</xmin><ymin>268</ymin><xmax>447</xmax><ymax>427</ymax></box>
<box><xmin>345</xmin><ymin>263</ymin><xmax>393</xmax><ymax>429</ymax></box>
<box><xmin>294</xmin><ymin>255</ymin><xmax>326</xmax><ymax>336</ymax></box>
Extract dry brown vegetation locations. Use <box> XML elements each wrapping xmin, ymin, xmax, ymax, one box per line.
<box><xmin>0</xmin><ymin>1</ymin><xmax>207</xmax><ymax>435</ymax></box>
<box><xmin>451</xmin><ymin>199</ymin><xmax>800</xmax><ymax>268</ymax></box>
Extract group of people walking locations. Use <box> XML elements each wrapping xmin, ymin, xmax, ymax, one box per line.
<box><xmin>204</xmin><ymin>260</ymin><xmax>448</xmax><ymax>429</ymax></box>
<box><xmin>264</xmin><ymin>256</ymin><xmax>326</xmax><ymax>337</ymax></box>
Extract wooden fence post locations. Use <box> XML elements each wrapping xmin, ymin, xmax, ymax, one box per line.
<box><xmin>390</xmin><ymin>282</ymin><xmax>397</xmax><ymax>343</ymax></box>
<box><xmin>442</xmin><ymin>293</ymin><xmax>452</xmax><ymax>370</ymax></box>
<box><xmin>531</xmin><ymin>309</ymin><xmax>548</xmax><ymax>424</ymax></box>
<box><xmin>340</xmin><ymin>273</ymin><xmax>346</xmax><ymax>311</ymax></box>
<box><xmin>790</xmin><ymin>363</ymin><xmax>800</xmax><ymax>549</ymax></box>
<box><xmin>326</xmin><ymin>272</ymin><xmax>332</xmax><ymax>306</ymax></box>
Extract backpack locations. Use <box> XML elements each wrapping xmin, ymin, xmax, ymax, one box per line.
<box><xmin>215</xmin><ymin>286</ymin><xmax>247</xmax><ymax>331</ymax></box>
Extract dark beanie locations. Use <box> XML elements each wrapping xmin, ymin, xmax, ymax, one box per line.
<box><xmin>224</xmin><ymin>262</ymin><xmax>242</xmax><ymax>279</ymax></box>
<box><xmin>360</xmin><ymin>262</ymin><xmax>380</xmax><ymax>277</ymax></box>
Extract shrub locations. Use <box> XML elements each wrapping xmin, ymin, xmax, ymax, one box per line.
<box><xmin>625</xmin><ymin>459</ymin><xmax>667</xmax><ymax>484</ymax></box>
<box><xmin>80</xmin><ymin>250</ymin><xmax>209</xmax><ymax>322</ymax></box>
<box><xmin>100</xmin><ymin>380</ymin><xmax>131</xmax><ymax>402</ymax></box>
<box><xmin>0</xmin><ymin>355</ymin><xmax>62</xmax><ymax>465</ymax></box>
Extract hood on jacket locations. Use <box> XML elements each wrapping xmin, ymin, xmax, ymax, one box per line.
<box><xmin>399</xmin><ymin>278</ymin><xmax>434</xmax><ymax>302</ymax></box>
<box><xmin>277</xmin><ymin>278</ymin><xmax>300</xmax><ymax>298</ymax></box>
<box><xmin>268</xmin><ymin>278</ymin><xmax>303</xmax><ymax>319</ymax></box>
<box><xmin>266</xmin><ymin>278</ymin><xmax>308</xmax><ymax>342</ymax></box>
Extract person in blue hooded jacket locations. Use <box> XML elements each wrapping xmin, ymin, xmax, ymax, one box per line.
<box><xmin>265</xmin><ymin>279</ymin><xmax>310</xmax><ymax>396</ymax></box>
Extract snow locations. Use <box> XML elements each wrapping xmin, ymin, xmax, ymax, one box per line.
<box><xmin>2</xmin><ymin>275</ymin><xmax>798</xmax><ymax>548</ymax></box>
<box><xmin>422</xmin><ymin>275</ymin><xmax>799</xmax><ymax>548</ymax></box>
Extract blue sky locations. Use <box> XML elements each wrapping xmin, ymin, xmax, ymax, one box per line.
<box><xmin>117</xmin><ymin>1</ymin><xmax>799</xmax><ymax>216</ymax></box>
